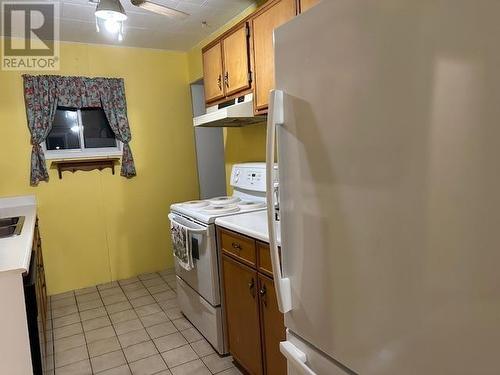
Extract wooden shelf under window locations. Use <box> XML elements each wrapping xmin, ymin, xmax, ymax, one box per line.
<box><xmin>51</xmin><ymin>158</ymin><xmax>120</xmax><ymax>179</ymax></box>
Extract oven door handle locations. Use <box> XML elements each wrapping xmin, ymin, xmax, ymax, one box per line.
<box><xmin>168</xmin><ymin>213</ymin><xmax>208</xmax><ymax>234</ymax></box>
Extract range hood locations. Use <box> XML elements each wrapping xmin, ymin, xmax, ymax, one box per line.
<box><xmin>193</xmin><ymin>94</ymin><xmax>266</xmax><ymax>127</ymax></box>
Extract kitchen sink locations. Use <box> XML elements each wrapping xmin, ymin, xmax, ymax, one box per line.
<box><xmin>0</xmin><ymin>216</ymin><xmax>25</xmax><ymax>239</ymax></box>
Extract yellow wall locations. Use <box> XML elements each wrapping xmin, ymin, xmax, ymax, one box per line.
<box><xmin>187</xmin><ymin>2</ymin><xmax>268</xmax><ymax>193</ymax></box>
<box><xmin>0</xmin><ymin>42</ymin><xmax>199</xmax><ymax>294</ymax></box>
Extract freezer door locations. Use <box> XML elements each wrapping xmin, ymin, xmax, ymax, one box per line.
<box><xmin>284</xmin><ymin>330</ymin><xmax>350</xmax><ymax>375</ymax></box>
<box><xmin>274</xmin><ymin>0</ymin><xmax>500</xmax><ymax>374</ymax></box>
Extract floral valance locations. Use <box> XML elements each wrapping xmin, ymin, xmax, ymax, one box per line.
<box><xmin>23</xmin><ymin>75</ymin><xmax>136</xmax><ymax>186</ymax></box>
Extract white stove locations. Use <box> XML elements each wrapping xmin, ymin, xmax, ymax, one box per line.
<box><xmin>168</xmin><ymin>163</ymin><xmax>274</xmax><ymax>355</ymax></box>
<box><xmin>170</xmin><ymin>163</ymin><xmax>269</xmax><ymax>224</ymax></box>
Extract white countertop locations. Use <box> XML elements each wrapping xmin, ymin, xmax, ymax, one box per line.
<box><xmin>215</xmin><ymin>210</ymin><xmax>281</xmax><ymax>245</ymax></box>
<box><xmin>0</xmin><ymin>196</ymin><xmax>37</xmax><ymax>274</ymax></box>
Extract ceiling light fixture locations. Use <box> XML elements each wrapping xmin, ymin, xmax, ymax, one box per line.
<box><xmin>130</xmin><ymin>0</ymin><xmax>189</xmax><ymax>20</ymax></box>
<box><xmin>94</xmin><ymin>0</ymin><xmax>126</xmax><ymax>41</ymax></box>
<box><xmin>95</xmin><ymin>0</ymin><xmax>127</xmax><ymax>21</ymax></box>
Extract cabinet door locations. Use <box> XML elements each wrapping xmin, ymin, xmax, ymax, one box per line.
<box><xmin>203</xmin><ymin>42</ymin><xmax>225</xmax><ymax>103</ymax></box>
<box><xmin>259</xmin><ymin>274</ymin><xmax>287</xmax><ymax>375</ymax></box>
<box><xmin>252</xmin><ymin>0</ymin><xmax>296</xmax><ymax>111</ymax></box>
<box><xmin>222</xmin><ymin>255</ymin><xmax>263</xmax><ymax>375</ymax></box>
<box><xmin>34</xmin><ymin>223</ymin><xmax>48</xmax><ymax>343</ymax></box>
<box><xmin>222</xmin><ymin>24</ymin><xmax>251</xmax><ymax>97</ymax></box>
<box><xmin>300</xmin><ymin>0</ymin><xmax>320</xmax><ymax>12</ymax></box>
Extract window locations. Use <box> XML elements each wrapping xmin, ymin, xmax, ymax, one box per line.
<box><xmin>44</xmin><ymin>107</ymin><xmax>122</xmax><ymax>159</ymax></box>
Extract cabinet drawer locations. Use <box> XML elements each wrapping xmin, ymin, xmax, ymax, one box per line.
<box><xmin>220</xmin><ymin>230</ymin><xmax>256</xmax><ymax>266</ymax></box>
<box><xmin>257</xmin><ymin>242</ymin><xmax>273</xmax><ymax>277</ymax></box>
<box><xmin>258</xmin><ymin>242</ymin><xmax>282</xmax><ymax>278</ymax></box>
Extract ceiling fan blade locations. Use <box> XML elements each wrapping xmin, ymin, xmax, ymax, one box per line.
<box><xmin>130</xmin><ymin>0</ymin><xmax>190</xmax><ymax>19</ymax></box>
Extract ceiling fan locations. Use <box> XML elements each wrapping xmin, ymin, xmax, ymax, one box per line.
<box><xmin>130</xmin><ymin>0</ymin><xmax>190</xmax><ymax>19</ymax></box>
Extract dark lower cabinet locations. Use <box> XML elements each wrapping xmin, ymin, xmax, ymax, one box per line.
<box><xmin>222</xmin><ymin>255</ymin><xmax>263</xmax><ymax>375</ymax></box>
<box><xmin>24</xmin><ymin>252</ymin><xmax>43</xmax><ymax>374</ymax></box>
<box><xmin>219</xmin><ymin>228</ymin><xmax>286</xmax><ymax>375</ymax></box>
<box><xmin>24</xmin><ymin>219</ymin><xmax>49</xmax><ymax>374</ymax></box>
<box><xmin>258</xmin><ymin>274</ymin><xmax>287</xmax><ymax>375</ymax></box>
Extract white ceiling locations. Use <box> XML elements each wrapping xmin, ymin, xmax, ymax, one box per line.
<box><xmin>4</xmin><ymin>0</ymin><xmax>256</xmax><ymax>51</ymax></box>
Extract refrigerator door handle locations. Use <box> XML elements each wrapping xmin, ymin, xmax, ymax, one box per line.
<box><xmin>266</xmin><ymin>89</ymin><xmax>292</xmax><ymax>313</ymax></box>
<box><xmin>280</xmin><ymin>341</ymin><xmax>318</xmax><ymax>375</ymax></box>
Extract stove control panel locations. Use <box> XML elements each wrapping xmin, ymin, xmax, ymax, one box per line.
<box><xmin>230</xmin><ymin>163</ymin><xmax>276</xmax><ymax>193</ymax></box>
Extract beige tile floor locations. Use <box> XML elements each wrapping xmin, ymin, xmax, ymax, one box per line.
<box><xmin>45</xmin><ymin>269</ymin><xmax>243</xmax><ymax>375</ymax></box>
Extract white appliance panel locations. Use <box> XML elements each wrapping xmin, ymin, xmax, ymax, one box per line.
<box><xmin>230</xmin><ymin>163</ymin><xmax>268</xmax><ymax>193</ymax></box>
<box><xmin>274</xmin><ymin>1</ymin><xmax>500</xmax><ymax>374</ymax></box>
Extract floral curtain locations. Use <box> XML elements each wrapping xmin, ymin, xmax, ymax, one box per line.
<box><xmin>23</xmin><ymin>75</ymin><xmax>58</xmax><ymax>186</ymax></box>
<box><xmin>95</xmin><ymin>78</ymin><xmax>136</xmax><ymax>178</ymax></box>
<box><xmin>22</xmin><ymin>75</ymin><xmax>136</xmax><ymax>185</ymax></box>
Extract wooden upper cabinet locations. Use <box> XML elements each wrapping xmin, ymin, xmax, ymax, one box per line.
<box><xmin>252</xmin><ymin>0</ymin><xmax>296</xmax><ymax>112</ymax></box>
<box><xmin>223</xmin><ymin>255</ymin><xmax>263</xmax><ymax>375</ymax></box>
<box><xmin>222</xmin><ymin>24</ymin><xmax>251</xmax><ymax>97</ymax></box>
<box><xmin>202</xmin><ymin>42</ymin><xmax>224</xmax><ymax>103</ymax></box>
<box><xmin>259</xmin><ymin>274</ymin><xmax>287</xmax><ymax>375</ymax></box>
<box><xmin>300</xmin><ymin>0</ymin><xmax>320</xmax><ymax>13</ymax></box>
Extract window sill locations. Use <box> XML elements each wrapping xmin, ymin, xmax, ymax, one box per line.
<box><xmin>44</xmin><ymin>150</ymin><xmax>123</xmax><ymax>161</ymax></box>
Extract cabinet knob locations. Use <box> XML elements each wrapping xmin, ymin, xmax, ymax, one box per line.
<box><xmin>224</xmin><ymin>72</ymin><xmax>229</xmax><ymax>88</ymax></box>
<box><xmin>217</xmin><ymin>74</ymin><xmax>222</xmax><ymax>91</ymax></box>
<box><xmin>259</xmin><ymin>285</ymin><xmax>267</xmax><ymax>306</ymax></box>
<box><xmin>248</xmin><ymin>278</ymin><xmax>256</xmax><ymax>298</ymax></box>
<box><xmin>232</xmin><ymin>242</ymin><xmax>242</xmax><ymax>250</ymax></box>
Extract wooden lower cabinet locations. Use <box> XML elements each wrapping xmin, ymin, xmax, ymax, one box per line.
<box><xmin>33</xmin><ymin>218</ymin><xmax>49</xmax><ymax>372</ymax></box>
<box><xmin>259</xmin><ymin>274</ymin><xmax>287</xmax><ymax>375</ymax></box>
<box><xmin>220</xmin><ymin>228</ymin><xmax>286</xmax><ymax>375</ymax></box>
<box><xmin>222</xmin><ymin>255</ymin><xmax>263</xmax><ymax>375</ymax></box>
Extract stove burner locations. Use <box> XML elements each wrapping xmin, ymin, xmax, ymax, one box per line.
<box><xmin>201</xmin><ymin>204</ymin><xmax>240</xmax><ymax>215</ymax></box>
<box><xmin>208</xmin><ymin>196</ymin><xmax>241</xmax><ymax>205</ymax></box>
<box><xmin>181</xmin><ymin>200</ymin><xmax>209</xmax><ymax>208</ymax></box>
<box><xmin>238</xmin><ymin>201</ymin><xmax>266</xmax><ymax>210</ymax></box>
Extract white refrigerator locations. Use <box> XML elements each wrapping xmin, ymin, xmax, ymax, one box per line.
<box><xmin>265</xmin><ymin>1</ymin><xmax>500</xmax><ymax>374</ymax></box>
